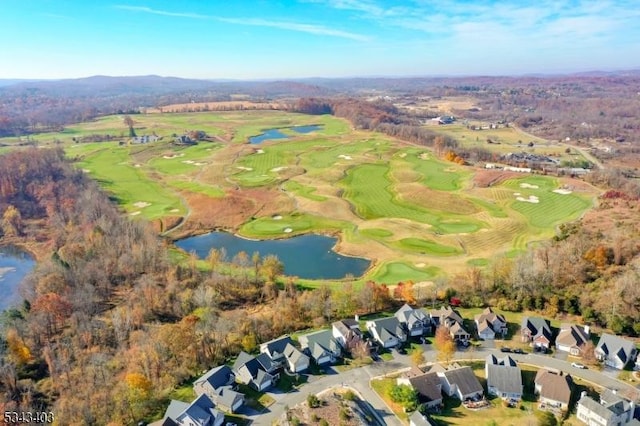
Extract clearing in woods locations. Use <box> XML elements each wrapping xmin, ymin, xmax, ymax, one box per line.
<box><xmin>7</xmin><ymin>109</ymin><xmax>598</xmax><ymax>283</ymax></box>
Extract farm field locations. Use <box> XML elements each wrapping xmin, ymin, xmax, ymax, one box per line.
<box><xmin>3</xmin><ymin>109</ymin><xmax>599</xmax><ymax>283</ymax></box>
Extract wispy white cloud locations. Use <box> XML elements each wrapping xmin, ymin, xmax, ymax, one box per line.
<box><xmin>114</xmin><ymin>4</ymin><xmax>369</xmax><ymax>41</ymax></box>
<box><xmin>218</xmin><ymin>17</ymin><xmax>370</xmax><ymax>41</ymax></box>
<box><xmin>307</xmin><ymin>0</ymin><xmax>640</xmax><ymax>46</ymax></box>
<box><xmin>114</xmin><ymin>5</ymin><xmax>209</xmax><ymax>19</ymax></box>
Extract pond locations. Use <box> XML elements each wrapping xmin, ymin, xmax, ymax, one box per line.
<box><xmin>249</xmin><ymin>125</ymin><xmax>322</xmax><ymax>144</ymax></box>
<box><xmin>175</xmin><ymin>232</ymin><xmax>370</xmax><ymax>280</ymax></box>
<box><xmin>0</xmin><ymin>246</ymin><xmax>35</xmax><ymax>311</ymax></box>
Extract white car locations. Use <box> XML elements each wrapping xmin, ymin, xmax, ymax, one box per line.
<box><xmin>571</xmin><ymin>362</ymin><xmax>587</xmax><ymax>369</ymax></box>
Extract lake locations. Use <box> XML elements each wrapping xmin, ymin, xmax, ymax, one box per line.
<box><xmin>0</xmin><ymin>246</ymin><xmax>35</xmax><ymax>311</ymax></box>
<box><xmin>249</xmin><ymin>125</ymin><xmax>323</xmax><ymax>144</ymax></box>
<box><xmin>175</xmin><ymin>232</ymin><xmax>370</xmax><ymax>280</ymax></box>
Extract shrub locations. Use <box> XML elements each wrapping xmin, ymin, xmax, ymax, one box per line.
<box><xmin>319</xmin><ymin>420</ymin><xmax>329</xmax><ymax>426</ymax></box>
<box><xmin>307</xmin><ymin>393</ymin><xmax>321</xmax><ymax>408</ymax></box>
<box><xmin>343</xmin><ymin>390</ymin><xmax>356</xmax><ymax>401</ymax></box>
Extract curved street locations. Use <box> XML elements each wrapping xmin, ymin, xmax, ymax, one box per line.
<box><xmin>248</xmin><ymin>342</ymin><xmax>638</xmax><ymax>425</ymax></box>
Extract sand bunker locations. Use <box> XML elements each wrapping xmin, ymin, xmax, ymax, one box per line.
<box><xmin>283</xmin><ymin>227</ymin><xmax>293</xmax><ymax>233</ymax></box>
<box><xmin>272</xmin><ymin>215</ymin><xmax>283</xmax><ymax>220</ymax></box>
<box><xmin>553</xmin><ymin>189</ymin><xmax>573</xmax><ymax>195</ymax></box>
<box><xmin>398</xmin><ymin>153</ymin><xmax>407</xmax><ymax>158</ymax></box>
<box><xmin>419</xmin><ymin>153</ymin><xmax>429</xmax><ymax>160</ymax></box>
<box><xmin>133</xmin><ymin>201</ymin><xmax>151</xmax><ymax>208</ymax></box>
<box><xmin>516</xmin><ymin>195</ymin><xmax>540</xmax><ymax>203</ymax></box>
<box><xmin>270</xmin><ymin>166</ymin><xmax>288</xmax><ymax>172</ymax></box>
<box><xmin>256</xmin><ymin>149</ymin><xmax>265</xmax><ymax>154</ymax></box>
<box><xmin>170</xmin><ymin>209</ymin><xmax>180</xmax><ymax>213</ymax></box>
<box><xmin>82</xmin><ymin>169</ymin><xmax>91</xmax><ymax>173</ymax></box>
<box><xmin>415</xmin><ymin>263</ymin><xmax>426</xmax><ymax>268</ymax></box>
<box><xmin>182</xmin><ymin>160</ymin><xmax>195</xmax><ymax>164</ymax></box>
<box><xmin>338</xmin><ymin>154</ymin><xmax>352</xmax><ymax>160</ymax></box>
<box><xmin>520</xmin><ymin>183</ymin><xmax>539</xmax><ymax>189</ymax></box>
<box><xmin>514</xmin><ymin>192</ymin><xmax>521</xmax><ymax>196</ymax></box>
<box><xmin>236</xmin><ymin>166</ymin><xmax>253</xmax><ymax>171</ymax></box>
<box><xmin>163</xmin><ymin>153</ymin><xmax>184</xmax><ymax>159</ymax></box>
<box><xmin>130</xmin><ymin>211</ymin><xmax>141</xmax><ymax>216</ymax></box>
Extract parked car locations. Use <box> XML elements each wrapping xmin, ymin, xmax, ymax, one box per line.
<box><xmin>571</xmin><ymin>362</ymin><xmax>587</xmax><ymax>369</ymax></box>
<box><xmin>500</xmin><ymin>347</ymin><xmax>512</xmax><ymax>353</ymax></box>
<box><xmin>513</xmin><ymin>348</ymin><xmax>525</xmax><ymax>354</ymax></box>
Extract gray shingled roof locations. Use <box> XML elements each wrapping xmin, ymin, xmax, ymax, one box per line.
<box><xmin>486</xmin><ymin>363</ymin><xmax>523</xmax><ymax>395</ymax></box>
<box><xmin>216</xmin><ymin>386</ymin><xmax>244</xmax><ymax>410</ymax></box>
<box><xmin>521</xmin><ymin>317</ymin><xmax>552</xmax><ymax>340</ymax></box>
<box><xmin>370</xmin><ymin>316</ymin><xmax>405</xmax><ymax>339</ymax></box>
<box><xmin>409</xmin><ymin>411</ymin><xmax>434</xmax><ymax>426</ymax></box>
<box><xmin>395</xmin><ymin>304</ymin><xmax>429</xmax><ymax>328</ymax></box>
<box><xmin>579</xmin><ymin>395</ymin><xmax>616</xmax><ymax>421</ymax></box>
<box><xmin>163</xmin><ymin>399</ymin><xmax>189</xmax><ymax>422</ymax></box>
<box><xmin>596</xmin><ymin>333</ymin><xmax>636</xmax><ymax>364</ymax></box>
<box><xmin>443</xmin><ymin>367</ymin><xmax>483</xmax><ymax>397</ymax></box>
<box><xmin>194</xmin><ymin>365</ymin><xmax>234</xmax><ymax>390</ymax></box>
<box><xmin>262</xmin><ymin>335</ymin><xmax>295</xmax><ymax>357</ymax></box>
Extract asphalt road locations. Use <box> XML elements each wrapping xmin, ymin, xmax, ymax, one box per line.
<box><xmin>247</xmin><ymin>342</ymin><xmax>638</xmax><ymax>425</ymax></box>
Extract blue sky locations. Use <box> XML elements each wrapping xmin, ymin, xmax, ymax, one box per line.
<box><xmin>1</xmin><ymin>0</ymin><xmax>639</xmax><ymax>79</ymax></box>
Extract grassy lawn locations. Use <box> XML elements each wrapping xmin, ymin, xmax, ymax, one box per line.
<box><xmin>74</xmin><ymin>144</ymin><xmax>185</xmax><ymax>219</ymax></box>
<box><xmin>238</xmin><ymin>212</ymin><xmax>354</xmax><ymax>239</ymax></box>
<box><xmin>370</xmin><ymin>377</ymin><xmax>410</xmax><ymax>422</ymax></box>
<box><xmin>168</xmin><ymin>383</ymin><xmax>196</xmax><ymax>402</ymax></box>
<box><xmin>370</xmin><ymin>261</ymin><xmax>441</xmax><ymax>284</ymax></box>
<box><xmin>236</xmin><ymin>383</ymin><xmax>275</xmax><ymax>411</ymax></box>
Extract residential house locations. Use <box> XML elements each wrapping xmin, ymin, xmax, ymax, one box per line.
<box><xmin>556</xmin><ymin>324</ymin><xmax>590</xmax><ymax>356</ymax></box>
<box><xmin>366</xmin><ymin>317</ymin><xmax>407</xmax><ymax>349</ymax></box>
<box><xmin>474</xmin><ymin>307</ymin><xmax>508</xmax><ymax>340</ymax></box>
<box><xmin>430</xmin><ymin>307</ymin><xmax>470</xmax><ymax>343</ymax></box>
<box><xmin>232</xmin><ymin>351</ymin><xmax>277</xmax><ymax>392</ymax></box>
<box><xmin>397</xmin><ymin>366</ymin><xmax>443</xmax><ymax>409</ymax></box>
<box><xmin>534</xmin><ymin>369</ymin><xmax>572</xmax><ymax>412</ymax></box>
<box><xmin>332</xmin><ymin>319</ymin><xmax>363</xmax><ymax>351</ymax></box>
<box><xmin>576</xmin><ymin>389</ymin><xmax>637</xmax><ymax>426</ymax></box>
<box><xmin>131</xmin><ymin>134</ymin><xmax>160</xmax><ymax>144</ymax></box>
<box><xmin>409</xmin><ymin>411</ymin><xmax>436</xmax><ymax>426</ymax></box>
<box><xmin>395</xmin><ymin>304</ymin><xmax>432</xmax><ymax>337</ymax></box>
<box><xmin>260</xmin><ymin>336</ymin><xmax>295</xmax><ymax>366</ymax></box>
<box><xmin>283</xmin><ymin>343</ymin><xmax>310</xmax><ymax>373</ymax></box>
<box><xmin>436</xmin><ymin>365</ymin><xmax>484</xmax><ymax>401</ymax></box>
<box><xmin>193</xmin><ymin>365</ymin><xmax>244</xmax><ymax>413</ymax></box>
<box><xmin>429</xmin><ymin>307</ymin><xmax>464</xmax><ymax>329</ymax></box>
<box><xmin>162</xmin><ymin>394</ymin><xmax>224</xmax><ymax>426</ymax></box>
<box><xmin>521</xmin><ymin>317</ymin><xmax>553</xmax><ymax>349</ymax></box>
<box><xmin>449</xmin><ymin>322</ymin><xmax>471</xmax><ymax>343</ymax></box>
<box><xmin>595</xmin><ymin>333</ymin><xmax>638</xmax><ymax>370</ymax></box>
<box><xmin>299</xmin><ymin>329</ymin><xmax>342</xmax><ymax>365</ymax></box>
<box><xmin>485</xmin><ymin>354</ymin><xmax>523</xmax><ymax>401</ymax></box>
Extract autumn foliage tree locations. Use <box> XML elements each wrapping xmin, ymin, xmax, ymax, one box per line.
<box><xmin>434</xmin><ymin>326</ymin><xmax>456</xmax><ymax>363</ymax></box>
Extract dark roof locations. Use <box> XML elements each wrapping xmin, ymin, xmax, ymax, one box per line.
<box><xmin>430</xmin><ymin>307</ymin><xmax>463</xmax><ymax>325</ymax></box>
<box><xmin>522</xmin><ymin>317</ymin><xmax>552</xmax><ymax>340</ymax></box>
<box><xmin>410</xmin><ymin>372</ymin><xmax>442</xmax><ymax>403</ymax></box>
<box><xmin>255</xmin><ymin>353</ymin><xmax>277</xmax><ymax>371</ymax></box>
<box><xmin>261</xmin><ymin>335</ymin><xmax>294</xmax><ymax>357</ymax></box>
<box><xmin>194</xmin><ymin>365</ymin><xmax>234</xmax><ymax>390</ymax></box>
<box><xmin>442</xmin><ymin>366</ymin><xmax>483</xmax><ymax>396</ymax></box>
<box><xmin>535</xmin><ymin>370</ymin><xmax>572</xmax><ymax>404</ymax></box>
<box><xmin>179</xmin><ymin>394</ymin><xmax>221</xmax><ymax>426</ymax></box>
<box><xmin>233</xmin><ymin>351</ymin><xmax>255</xmax><ymax>371</ymax></box>
<box><xmin>596</xmin><ymin>333</ymin><xmax>636</xmax><ymax>363</ymax></box>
